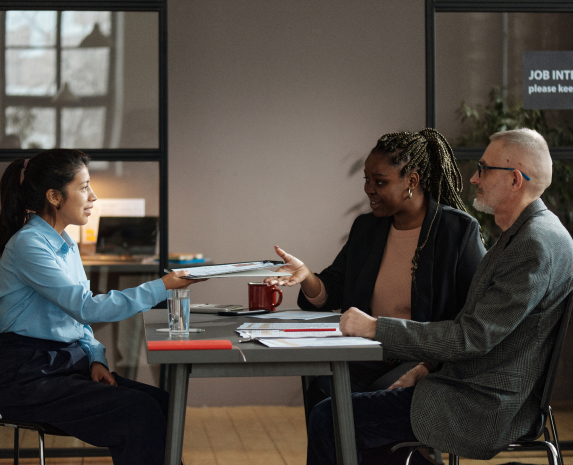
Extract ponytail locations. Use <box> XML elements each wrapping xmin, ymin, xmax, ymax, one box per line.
<box><xmin>0</xmin><ymin>159</ymin><xmax>30</xmax><ymax>254</ymax></box>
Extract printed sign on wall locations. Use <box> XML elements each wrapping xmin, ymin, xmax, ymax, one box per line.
<box><xmin>523</xmin><ymin>51</ymin><xmax>573</xmax><ymax>109</ymax></box>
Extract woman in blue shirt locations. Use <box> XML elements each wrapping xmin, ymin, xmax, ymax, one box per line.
<box><xmin>0</xmin><ymin>149</ymin><xmax>203</xmax><ymax>465</ymax></box>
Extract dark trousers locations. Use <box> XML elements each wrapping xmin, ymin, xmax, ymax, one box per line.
<box><xmin>305</xmin><ymin>360</ymin><xmax>400</xmax><ymax>413</ymax></box>
<box><xmin>0</xmin><ymin>333</ymin><xmax>169</xmax><ymax>465</ymax></box>
<box><xmin>307</xmin><ymin>386</ymin><xmax>430</xmax><ymax>465</ymax></box>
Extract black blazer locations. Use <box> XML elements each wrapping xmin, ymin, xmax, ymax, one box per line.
<box><xmin>298</xmin><ymin>196</ymin><xmax>486</xmax><ymax>322</ymax></box>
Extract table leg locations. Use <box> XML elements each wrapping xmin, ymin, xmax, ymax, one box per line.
<box><xmin>330</xmin><ymin>361</ymin><xmax>357</xmax><ymax>465</ymax></box>
<box><xmin>165</xmin><ymin>363</ymin><xmax>190</xmax><ymax>465</ymax></box>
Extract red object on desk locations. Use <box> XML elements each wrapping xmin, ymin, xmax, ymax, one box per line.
<box><xmin>282</xmin><ymin>328</ymin><xmax>337</xmax><ymax>332</ymax></box>
<box><xmin>148</xmin><ymin>340</ymin><xmax>232</xmax><ymax>351</ymax></box>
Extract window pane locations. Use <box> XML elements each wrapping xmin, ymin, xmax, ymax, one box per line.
<box><xmin>5</xmin><ymin>107</ymin><xmax>55</xmax><ymax>149</ymax></box>
<box><xmin>62</xmin><ymin>49</ymin><xmax>109</xmax><ymax>95</ymax></box>
<box><xmin>62</xmin><ymin>108</ymin><xmax>106</xmax><ymax>148</ymax></box>
<box><xmin>6</xmin><ymin>11</ymin><xmax>56</xmax><ymax>47</ymax></box>
<box><xmin>436</xmin><ymin>12</ymin><xmax>573</xmax><ymax>148</ymax></box>
<box><xmin>61</xmin><ymin>11</ymin><xmax>111</xmax><ymax>47</ymax></box>
<box><xmin>6</xmin><ymin>49</ymin><xmax>56</xmax><ymax>95</ymax></box>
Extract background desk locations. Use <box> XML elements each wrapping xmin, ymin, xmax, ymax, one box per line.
<box><xmin>144</xmin><ymin>309</ymin><xmax>384</xmax><ymax>465</ymax></box>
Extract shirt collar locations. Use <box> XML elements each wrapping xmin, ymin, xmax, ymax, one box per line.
<box><xmin>27</xmin><ymin>214</ymin><xmax>76</xmax><ymax>254</ymax></box>
<box><xmin>506</xmin><ymin>198</ymin><xmax>547</xmax><ymax>237</ymax></box>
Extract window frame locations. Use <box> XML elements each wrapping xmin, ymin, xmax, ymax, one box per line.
<box><xmin>1</xmin><ymin>10</ymin><xmax>117</xmax><ymax>149</ymax></box>
<box><xmin>426</xmin><ymin>0</ymin><xmax>573</xmax><ymax>159</ymax></box>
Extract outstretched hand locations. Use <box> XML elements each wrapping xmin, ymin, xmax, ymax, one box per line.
<box><xmin>264</xmin><ymin>246</ymin><xmax>311</xmax><ymax>287</ymax></box>
<box><xmin>161</xmin><ymin>269</ymin><xmax>208</xmax><ymax>290</ymax></box>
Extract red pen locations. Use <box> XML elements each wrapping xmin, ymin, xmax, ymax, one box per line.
<box><xmin>282</xmin><ymin>328</ymin><xmax>337</xmax><ymax>332</ymax></box>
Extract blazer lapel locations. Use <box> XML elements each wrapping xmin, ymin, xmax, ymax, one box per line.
<box><xmin>411</xmin><ymin>195</ymin><xmax>439</xmax><ymax>322</ymax></box>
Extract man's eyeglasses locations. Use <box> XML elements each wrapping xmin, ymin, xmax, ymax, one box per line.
<box><xmin>477</xmin><ymin>162</ymin><xmax>531</xmax><ymax>181</ymax></box>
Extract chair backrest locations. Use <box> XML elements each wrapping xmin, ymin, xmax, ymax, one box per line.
<box><xmin>540</xmin><ymin>290</ymin><xmax>573</xmax><ymax>413</ymax></box>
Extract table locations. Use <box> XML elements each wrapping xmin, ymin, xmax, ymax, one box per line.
<box><xmin>143</xmin><ymin>309</ymin><xmax>384</xmax><ymax>465</ymax></box>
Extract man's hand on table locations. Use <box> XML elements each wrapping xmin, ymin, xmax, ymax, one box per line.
<box><xmin>340</xmin><ymin>307</ymin><xmax>377</xmax><ymax>339</ymax></box>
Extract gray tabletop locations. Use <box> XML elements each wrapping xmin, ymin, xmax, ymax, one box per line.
<box><xmin>144</xmin><ymin>308</ymin><xmax>384</xmax><ymax>367</ymax></box>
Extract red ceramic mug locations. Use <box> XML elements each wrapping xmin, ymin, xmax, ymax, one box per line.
<box><xmin>248</xmin><ymin>282</ymin><xmax>283</xmax><ymax>312</ymax></box>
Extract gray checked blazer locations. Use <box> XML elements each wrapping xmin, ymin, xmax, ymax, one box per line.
<box><xmin>375</xmin><ymin>198</ymin><xmax>573</xmax><ymax>459</ymax></box>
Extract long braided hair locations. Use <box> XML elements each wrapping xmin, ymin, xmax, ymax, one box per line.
<box><xmin>370</xmin><ymin>128</ymin><xmax>481</xmax><ymax>286</ymax></box>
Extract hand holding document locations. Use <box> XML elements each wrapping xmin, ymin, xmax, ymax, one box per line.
<box><xmin>263</xmin><ymin>246</ymin><xmax>311</xmax><ymax>287</ymax></box>
<box><xmin>165</xmin><ymin>260</ymin><xmax>292</xmax><ymax>279</ymax></box>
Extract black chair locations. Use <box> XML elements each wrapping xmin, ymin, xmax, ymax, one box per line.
<box><xmin>390</xmin><ymin>290</ymin><xmax>573</xmax><ymax>465</ymax></box>
<box><xmin>0</xmin><ymin>419</ymin><xmax>69</xmax><ymax>465</ymax></box>
<box><xmin>0</xmin><ymin>417</ymin><xmax>111</xmax><ymax>464</ymax></box>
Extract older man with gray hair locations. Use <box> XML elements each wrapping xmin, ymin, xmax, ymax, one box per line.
<box><xmin>307</xmin><ymin>128</ymin><xmax>573</xmax><ymax>465</ymax></box>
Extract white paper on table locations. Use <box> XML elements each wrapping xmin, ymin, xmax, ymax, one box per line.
<box><xmin>246</xmin><ymin>310</ymin><xmax>339</xmax><ymax>320</ymax></box>
<box><xmin>257</xmin><ymin>337</ymin><xmax>381</xmax><ymax>348</ymax></box>
<box><xmin>237</xmin><ymin>329</ymin><xmax>342</xmax><ymax>338</ymax></box>
<box><xmin>237</xmin><ymin>322</ymin><xmax>339</xmax><ymax>330</ymax></box>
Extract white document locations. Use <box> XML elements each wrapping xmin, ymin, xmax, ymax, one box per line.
<box><xmin>237</xmin><ymin>329</ymin><xmax>342</xmax><ymax>338</ymax></box>
<box><xmin>246</xmin><ymin>310</ymin><xmax>339</xmax><ymax>320</ymax></box>
<box><xmin>257</xmin><ymin>337</ymin><xmax>381</xmax><ymax>348</ymax></box>
<box><xmin>237</xmin><ymin>322</ymin><xmax>340</xmax><ymax>330</ymax></box>
<box><xmin>206</xmin><ymin>269</ymin><xmax>291</xmax><ymax>278</ymax></box>
<box><xmin>170</xmin><ymin>261</ymin><xmax>291</xmax><ymax>279</ymax></box>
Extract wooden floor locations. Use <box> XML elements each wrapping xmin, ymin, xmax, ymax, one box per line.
<box><xmin>1</xmin><ymin>405</ymin><xmax>572</xmax><ymax>465</ymax></box>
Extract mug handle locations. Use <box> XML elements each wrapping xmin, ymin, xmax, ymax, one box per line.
<box><xmin>271</xmin><ymin>288</ymin><xmax>283</xmax><ymax>309</ymax></box>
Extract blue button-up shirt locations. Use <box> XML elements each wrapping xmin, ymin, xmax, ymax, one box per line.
<box><xmin>0</xmin><ymin>214</ymin><xmax>167</xmax><ymax>367</ymax></box>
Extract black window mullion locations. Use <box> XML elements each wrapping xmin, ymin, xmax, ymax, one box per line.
<box><xmin>0</xmin><ymin>12</ymin><xmax>6</xmax><ymax>139</ymax></box>
<box><xmin>55</xmin><ymin>10</ymin><xmax>62</xmax><ymax>148</ymax></box>
<box><xmin>103</xmin><ymin>11</ymin><xmax>116</xmax><ymax>148</ymax></box>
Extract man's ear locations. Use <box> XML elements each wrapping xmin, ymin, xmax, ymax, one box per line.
<box><xmin>510</xmin><ymin>170</ymin><xmax>525</xmax><ymax>191</ymax></box>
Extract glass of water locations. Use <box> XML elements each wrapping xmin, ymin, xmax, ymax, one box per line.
<box><xmin>167</xmin><ymin>289</ymin><xmax>190</xmax><ymax>337</ymax></box>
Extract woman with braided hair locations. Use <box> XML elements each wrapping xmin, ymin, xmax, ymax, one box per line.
<box><xmin>265</xmin><ymin>129</ymin><xmax>486</xmax><ymax>411</ymax></box>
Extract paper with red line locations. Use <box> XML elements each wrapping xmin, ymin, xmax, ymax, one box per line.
<box><xmin>258</xmin><ymin>337</ymin><xmax>381</xmax><ymax>348</ymax></box>
<box><xmin>236</xmin><ymin>322</ymin><xmax>342</xmax><ymax>338</ymax></box>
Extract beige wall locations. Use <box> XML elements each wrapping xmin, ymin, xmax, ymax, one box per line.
<box><xmin>164</xmin><ymin>0</ymin><xmax>425</xmax><ymax>406</ymax></box>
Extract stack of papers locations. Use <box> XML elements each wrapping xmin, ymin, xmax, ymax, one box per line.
<box><xmin>258</xmin><ymin>338</ymin><xmax>382</xmax><ymax>348</ymax></box>
<box><xmin>237</xmin><ymin>322</ymin><xmax>342</xmax><ymax>339</ymax></box>
<box><xmin>246</xmin><ymin>310</ymin><xmax>340</xmax><ymax>320</ymax></box>
<box><xmin>236</xmin><ymin>322</ymin><xmax>382</xmax><ymax>348</ymax></box>
<box><xmin>166</xmin><ymin>260</ymin><xmax>291</xmax><ymax>279</ymax></box>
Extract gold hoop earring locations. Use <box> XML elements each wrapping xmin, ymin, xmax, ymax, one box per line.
<box><xmin>408</xmin><ymin>188</ymin><xmax>412</xmax><ymax>199</ymax></box>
